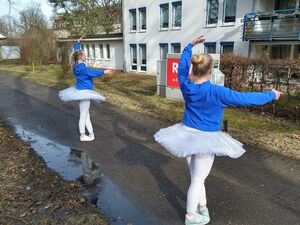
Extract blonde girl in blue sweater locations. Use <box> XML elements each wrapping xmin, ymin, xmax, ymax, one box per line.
<box><xmin>154</xmin><ymin>36</ymin><xmax>282</xmax><ymax>225</ymax></box>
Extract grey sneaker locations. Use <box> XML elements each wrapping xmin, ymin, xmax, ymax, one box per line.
<box><xmin>185</xmin><ymin>213</ymin><xmax>210</xmax><ymax>225</ymax></box>
<box><xmin>197</xmin><ymin>205</ymin><xmax>210</xmax><ymax>222</ymax></box>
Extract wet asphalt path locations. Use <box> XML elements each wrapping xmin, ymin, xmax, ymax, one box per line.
<box><xmin>0</xmin><ymin>73</ymin><xmax>299</xmax><ymax>225</ymax></box>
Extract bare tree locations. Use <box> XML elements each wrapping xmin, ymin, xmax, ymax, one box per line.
<box><xmin>49</xmin><ymin>0</ymin><xmax>122</xmax><ymax>35</ymax></box>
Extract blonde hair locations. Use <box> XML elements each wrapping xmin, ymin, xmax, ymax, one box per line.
<box><xmin>191</xmin><ymin>54</ymin><xmax>213</xmax><ymax>77</ymax></box>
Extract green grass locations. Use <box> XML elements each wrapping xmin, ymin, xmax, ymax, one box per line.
<box><xmin>0</xmin><ymin>60</ymin><xmax>299</xmax><ymax>159</ymax></box>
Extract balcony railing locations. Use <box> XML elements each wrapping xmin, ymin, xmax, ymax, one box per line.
<box><xmin>243</xmin><ymin>8</ymin><xmax>300</xmax><ymax>41</ymax></box>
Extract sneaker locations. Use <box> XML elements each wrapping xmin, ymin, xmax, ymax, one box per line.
<box><xmin>80</xmin><ymin>134</ymin><xmax>95</xmax><ymax>142</ymax></box>
<box><xmin>197</xmin><ymin>205</ymin><xmax>210</xmax><ymax>222</ymax></box>
<box><xmin>88</xmin><ymin>133</ymin><xmax>95</xmax><ymax>140</ymax></box>
<box><xmin>185</xmin><ymin>213</ymin><xmax>210</xmax><ymax>225</ymax></box>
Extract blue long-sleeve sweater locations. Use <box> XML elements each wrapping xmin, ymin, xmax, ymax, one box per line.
<box><xmin>73</xmin><ymin>41</ymin><xmax>105</xmax><ymax>90</ymax></box>
<box><xmin>178</xmin><ymin>44</ymin><xmax>276</xmax><ymax>131</ymax></box>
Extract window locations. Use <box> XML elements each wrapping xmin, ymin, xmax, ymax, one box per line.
<box><xmin>130</xmin><ymin>44</ymin><xmax>137</xmax><ymax>70</ymax></box>
<box><xmin>81</xmin><ymin>44</ymin><xmax>85</xmax><ymax>52</ymax></box>
<box><xmin>159</xmin><ymin>43</ymin><xmax>168</xmax><ymax>60</ymax></box>
<box><xmin>139</xmin><ymin>44</ymin><xmax>147</xmax><ymax>71</ymax></box>
<box><xmin>271</xmin><ymin>45</ymin><xmax>291</xmax><ymax>59</ymax></box>
<box><xmin>171</xmin><ymin>43</ymin><xmax>181</xmax><ymax>53</ymax></box>
<box><xmin>92</xmin><ymin>44</ymin><xmax>95</xmax><ymax>58</ymax></box>
<box><xmin>106</xmin><ymin>44</ymin><xmax>110</xmax><ymax>59</ymax></box>
<box><xmin>294</xmin><ymin>45</ymin><xmax>300</xmax><ymax>59</ymax></box>
<box><xmin>86</xmin><ymin>44</ymin><xmax>90</xmax><ymax>58</ymax></box>
<box><xmin>99</xmin><ymin>44</ymin><xmax>104</xmax><ymax>59</ymax></box>
<box><xmin>223</xmin><ymin>0</ymin><xmax>237</xmax><ymax>23</ymax></box>
<box><xmin>160</xmin><ymin>3</ymin><xmax>169</xmax><ymax>29</ymax></box>
<box><xmin>206</xmin><ymin>0</ymin><xmax>219</xmax><ymax>26</ymax></box>
<box><xmin>204</xmin><ymin>42</ymin><xmax>217</xmax><ymax>54</ymax></box>
<box><xmin>221</xmin><ymin>42</ymin><xmax>234</xmax><ymax>53</ymax></box>
<box><xmin>172</xmin><ymin>1</ymin><xmax>182</xmax><ymax>29</ymax></box>
<box><xmin>129</xmin><ymin>9</ymin><xmax>137</xmax><ymax>32</ymax></box>
<box><xmin>139</xmin><ymin>7</ymin><xmax>146</xmax><ymax>31</ymax></box>
<box><xmin>275</xmin><ymin>0</ymin><xmax>297</xmax><ymax>10</ymax></box>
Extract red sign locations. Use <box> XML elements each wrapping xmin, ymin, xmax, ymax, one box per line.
<box><xmin>167</xmin><ymin>58</ymin><xmax>180</xmax><ymax>88</ymax></box>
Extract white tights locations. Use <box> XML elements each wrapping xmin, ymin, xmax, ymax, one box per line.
<box><xmin>79</xmin><ymin>100</ymin><xmax>93</xmax><ymax>135</ymax></box>
<box><xmin>186</xmin><ymin>154</ymin><xmax>215</xmax><ymax>213</ymax></box>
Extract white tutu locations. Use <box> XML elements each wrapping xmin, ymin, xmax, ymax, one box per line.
<box><xmin>59</xmin><ymin>86</ymin><xmax>105</xmax><ymax>102</ymax></box>
<box><xmin>154</xmin><ymin>123</ymin><xmax>245</xmax><ymax>158</ymax></box>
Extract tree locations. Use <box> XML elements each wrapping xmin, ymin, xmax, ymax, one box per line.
<box><xmin>0</xmin><ymin>15</ymin><xmax>18</xmax><ymax>38</ymax></box>
<box><xmin>49</xmin><ymin>0</ymin><xmax>122</xmax><ymax>35</ymax></box>
<box><xmin>17</xmin><ymin>3</ymin><xmax>57</xmax><ymax>65</ymax></box>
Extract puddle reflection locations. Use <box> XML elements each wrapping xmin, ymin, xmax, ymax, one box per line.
<box><xmin>14</xmin><ymin>124</ymin><xmax>150</xmax><ymax>225</ymax></box>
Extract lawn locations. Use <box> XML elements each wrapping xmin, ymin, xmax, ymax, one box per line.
<box><xmin>0</xmin><ymin>60</ymin><xmax>299</xmax><ymax>159</ymax></box>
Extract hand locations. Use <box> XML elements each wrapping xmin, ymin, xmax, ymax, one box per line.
<box><xmin>272</xmin><ymin>89</ymin><xmax>283</xmax><ymax>100</ymax></box>
<box><xmin>191</xmin><ymin>36</ymin><xmax>205</xmax><ymax>46</ymax></box>
<box><xmin>78</xmin><ymin>35</ymin><xmax>85</xmax><ymax>42</ymax></box>
<box><xmin>104</xmin><ymin>69</ymin><xmax>115</xmax><ymax>75</ymax></box>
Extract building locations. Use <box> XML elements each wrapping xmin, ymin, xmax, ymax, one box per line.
<box><xmin>57</xmin><ymin>34</ymin><xmax>124</xmax><ymax>70</ymax></box>
<box><xmin>0</xmin><ymin>34</ymin><xmax>20</xmax><ymax>60</ymax></box>
<box><xmin>244</xmin><ymin>0</ymin><xmax>300</xmax><ymax>60</ymax></box>
<box><xmin>122</xmin><ymin>0</ymin><xmax>300</xmax><ymax>75</ymax></box>
<box><xmin>54</xmin><ymin>14</ymin><xmax>124</xmax><ymax>70</ymax></box>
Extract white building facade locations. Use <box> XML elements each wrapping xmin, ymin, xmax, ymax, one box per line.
<box><xmin>122</xmin><ymin>0</ymin><xmax>300</xmax><ymax>75</ymax></box>
<box><xmin>122</xmin><ymin>0</ymin><xmax>252</xmax><ymax>75</ymax></box>
<box><xmin>58</xmin><ymin>34</ymin><xmax>124</xmax><ymax>70</ymax></box>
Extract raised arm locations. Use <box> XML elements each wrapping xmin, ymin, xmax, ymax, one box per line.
<box><xmin>73</xmin><ymin>35</ymin><xmax>85</xmax><ymax>52</ymax></box>
<box><xmin>216</xmin><ymin>86</ymin><xmax>282</xmax><ymax>107</ymax></box>
<box><xmin>178</xmin><ymin>44</ymin><xmax>193</xmax><ymax>85</ymax></box>
<box><xmin>178</xmin><ymin>36</ymin><xmax>205</xmax><ymax>85</ymax></box>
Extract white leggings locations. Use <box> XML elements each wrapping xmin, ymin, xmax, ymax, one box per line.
<box><xmin>186</xmin><ymin>154</ymin><xmax>215</xmax><ymax>213</ymax></box>
<box><xmin>79</xmin><ymin>100</ymin><xmax>93</xmax><ymax>135</ymax></box>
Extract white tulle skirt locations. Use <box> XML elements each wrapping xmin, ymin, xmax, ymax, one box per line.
<box><xmin>154</xmin><ymin>123</ymin><xmax>245</xmax><ymax>158</ymax></box>
<box><xmin>59</xmin><ymin>86</ymin><xmax>105</xmax><ymax>102</ymax></box>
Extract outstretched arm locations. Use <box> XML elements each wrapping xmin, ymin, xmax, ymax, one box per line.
<box><xmin>178</xmin><ymin>36</ymin><xmax>205</xmax><ymax>85</ymax></box>
<box><xmin>84</xmin><ymin>67</ymin><xmax>115</xmax><ymax>78</ymax></box>
<box><xmin>217</xmin><ymin>87</ymin><xmax>282</xmax><ymax>107</ymax></box>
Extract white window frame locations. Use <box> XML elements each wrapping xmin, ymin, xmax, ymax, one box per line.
<box><xmin>139</xmin><ymin>7</ymin><xmax>147</xmax><ymax>32</ymax></box>
<box><xmin>130</xmin><ymin>44</ymin><xmax>137</xmax><ymax>71</ymax></box>
<box><xmin>222</xmin><ymin>0</ymin><xmax>237</xmax><ymax>26</ymax></box>
<box><xmin>160</xmin><ymin>3</ymin><xmax>169</xmax><ymax>30</ymax></box>
<box><xmin>129</xmin><ymin>9</ymin><xmax>137</xmax><ymax>32</ymax></box>
<box><xmin>171</xmin><ymin>43</ymin><xmax>181</xmax><ymax>53</ymax></box>
<box><xmin>159</xmin><ymin>43</ymin><xmax>169</xmax><ymax>60</ymax></box>
<box><xmin>205</xmin><ymin>0</ymin><xmax>219</xmax><ymax>27</ymax></box>
<box><xmin>139</xmin><ymin>44</ymin><xmax>147</xmax><ymax>72</ymax></box>
<box><xmin>172</xmin><ymin>1</ymin><xmax>182</xmax><ymax>30</ymax></box>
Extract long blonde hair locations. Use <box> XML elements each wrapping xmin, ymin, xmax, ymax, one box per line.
<box><xmin>191</xmin><ymin>54</ymin><xmax>213</xmax><ymax>77</ymax></box>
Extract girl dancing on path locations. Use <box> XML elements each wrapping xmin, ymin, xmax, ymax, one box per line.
<box><xmin>154</xmin><ymin>36</ymin><xmax>282</xmax><ymax>225</ymax></box>
<box><xmin>59</xmin><ymin>36</ymin><xmax>115</xmax><ymax>141</ymax></box>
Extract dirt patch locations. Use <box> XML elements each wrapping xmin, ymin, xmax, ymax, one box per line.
<box><xmin>0</xmin><ymin>121</ymin><xmax>108</xmax><ymax>225</ymax></box>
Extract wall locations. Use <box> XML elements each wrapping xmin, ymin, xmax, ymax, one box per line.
<box><xmin>123</xmin><ymin>0</ymin><xmax>253</xmax><ymax>75</ymax></box>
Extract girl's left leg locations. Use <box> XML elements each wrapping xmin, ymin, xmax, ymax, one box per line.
<box><xmin>85</xmin><ymin>111</ymin><xmax>94</xmax><ymax>138</ymax></box>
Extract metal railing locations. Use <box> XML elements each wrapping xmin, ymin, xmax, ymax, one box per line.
<box><xmin>243</xmin><ymin>8</ymin><xmax>300</xmax><ymax>41</ymax></box>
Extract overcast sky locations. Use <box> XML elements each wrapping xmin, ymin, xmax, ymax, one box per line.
<box><xmin>0</xmin><ymin>0</ymin><xmax>54</xmax><ymax>20</ymax></box>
